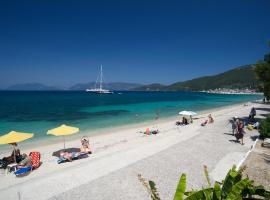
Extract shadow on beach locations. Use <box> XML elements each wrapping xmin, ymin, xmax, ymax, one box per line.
<box><xmin>229</xmin><ymin>139</ymin><xmax>240</xmax><ymax>144</ymax></box>
<box><xmin>223</xmin><ymin>132</ymin><xmax>234</xmax><ymax>136</ymax></box>
<box><xmin>52</xmin><ymin>148</ymin><xmax>81</xmax><ymax>157</ymax></box>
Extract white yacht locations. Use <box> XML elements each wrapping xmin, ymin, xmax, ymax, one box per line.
<box><xmin>86</xmin><ymin>65</ymin><xmax>113</xmax><ymax>94</ymax></box>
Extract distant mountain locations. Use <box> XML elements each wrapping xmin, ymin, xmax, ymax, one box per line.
<box><xmin>133</xmin><ymin>65</ymin><xmax>259</xmax><ymax>91</ymax></box>
<box><xmin>131</xmin><ymin>83</ymin><xmax>167</xmax><ymax>91</ymax></box>
<box><xmin>6</xmin><ymin>83</ymin><xmax>60</xmax><ymax>91</ymax></box>
<box><xmin>5</xmin><ymin>65</ymin><xmax>258</xmax><ymax>92</ymax></box>
<box><xmin>69</xmin><ymin>82</ymin><xmax>142</xmax><ymax>91</ymax></box>
<box><xmin>69</xmin><ymin>82</ymin><xmax>96</xmax><ymax>91</ymax></box>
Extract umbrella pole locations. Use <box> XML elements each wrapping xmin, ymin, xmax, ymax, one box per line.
<box><xmin>13</xmin><ymin>145</ymin><xmax>16</xmax><ymax>163</ymax></box>
<box><xmin>63</xmin><ymin>136</ymin><xmax>66</xmax><ymax>150</ymax></box>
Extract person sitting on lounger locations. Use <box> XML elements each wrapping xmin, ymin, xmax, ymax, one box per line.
<box><xmin>2</xmin><ymin>143</ymin><xmax>22</xmax><ymax>165</ymax></box>
<box><xmin>176</xmin><ymin>117</ymin><xmax>188</xmax><ymax>126</ymax></box>
<box><xmin>208</xmin><ymin>114</ymin><xmax>214</xmax><ymax>123</ymax></box>
<box><xmin>201</xmin><ymin>120</ymin><xmax>208</xmax><ymax>126</ymax></box>
<box><xmin>80</xmin><ymin>137</ymin><xmax>92</xmax><ymax>154</ymax></box>
<box><xmin>17</xmin><ymin>153</ymin><xmax>32</xmax><ymax>169</ymax></box>
<box><xmin>182</xmin><ymin>117</ymin><xmax>188</xmax><ymax>125</ymax></box>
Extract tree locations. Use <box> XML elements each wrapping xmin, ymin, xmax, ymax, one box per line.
<box><xmin>254</xmin><ymin>41</ymin><xmax>270</xmax><ymax>100</ymax></box>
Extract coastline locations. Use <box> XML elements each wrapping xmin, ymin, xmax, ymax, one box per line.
<box><xmin>0</xmin><ymin>100</ymin><xmax>269</xmax><ymax>200</ymax></box>
<box><xmin>0</xmin><ymin>99</ymin><xmax>259</xmax><ymax>155</ymax></box>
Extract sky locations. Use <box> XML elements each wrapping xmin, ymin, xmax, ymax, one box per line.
<box><xmin>0</xmin><ymin>0</ymin><xmax>270</xmax><ymax>88</ymax></box>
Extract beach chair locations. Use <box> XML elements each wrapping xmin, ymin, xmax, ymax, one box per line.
<box><xmin>15</xmin><ymin>152</ymin><xmax>41</xmax><ymax>176</ymax></box>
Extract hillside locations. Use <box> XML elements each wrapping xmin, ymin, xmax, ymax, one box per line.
<box><xmin>131</xmin><ymin>83</ymin><xmax>167</xmax><ymax>91</ymax></box>
<box><xmin>133</xmin><ymin>65</ymin><xmax>258</xmax><ymax>91</ymax></box>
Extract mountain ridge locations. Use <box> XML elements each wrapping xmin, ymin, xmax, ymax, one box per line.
<box><xmin>3</xmin><ymin>65</ymin><xmax>258</xmax><ymax>91</ymax></box>
<box><xmin>132</xmin><ymin>65</ymin><xmax>258</xmax><ymax>91</ymax></box>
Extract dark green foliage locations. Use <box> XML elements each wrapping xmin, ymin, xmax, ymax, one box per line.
<box><xmin>213</xmin><ymin>182</ymin><xmax>221</xmax><ymax>200</ymax></box>
<box><xmin>259</xmin><ymin>114</ymin><xmax>270</xmax><ymax>139</ymax></box>
<box><xmin>254</xmin><ymin>42</ymin><xmax>270</xmax><ymax>100</ymax></box>
<box><xmin>149</xmin><ymin>180</ymin><xmax>161</xmax><ymax>200</ymax></box>
<box><xmin>169</xmin><ymin>65</ymin><xmax>258</xmax><ymax>91</ymax></box>
<box><xmin>134</xmin><ymin>65</ymin><xmax>259</xmax><ymax>91</ymax></box>
<box><xmin>185</xmin><ymin>188</ymin><xmax>213</xmax><ymax>200</ymax></box>
<box><xmin>138</xmin><ymin>174</ymin><xmax>161</xmax><ymax>200</ymax></box>
<box><xmin>132</xmin><ymin>83</ymin><xmax>167</xmax><ymax>91</ymax></box>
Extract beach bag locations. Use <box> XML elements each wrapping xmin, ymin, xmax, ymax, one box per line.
<box><xmin>29</xmin><ymin>152</ymin><xmax>41</xmax><ymax>169</ymax></box>
<box><xmin>0</xmin><ymin>159</ymin><xmax>8</xmax><ymax>169</ymax></box>
<box><xmin>247</xmin><ymin>124</ymin><xmax>253</xmax><ymax>131</ymax></box>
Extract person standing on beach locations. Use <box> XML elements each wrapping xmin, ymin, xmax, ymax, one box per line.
<box><xmin>231</xmin><ymin>117</ymin><xmax>238</xmax><ymax>135</ymax></box>
<box><xmin>249</xmin><ymin>107</ymin><xmax>256</xmax><ymax>122</ymax></box>
<box><xmin>235</xmin><ymin>121</ymin><xmax>245</xmax><ymax>145</ymax></box>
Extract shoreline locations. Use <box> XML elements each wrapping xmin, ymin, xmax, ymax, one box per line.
<box><xmin>0</xmin><ymin>100</ymin><xmax>269</xmax><ymax>200</ymax></box>
<box><xmin>0</xmin><ymin>99</ymin><xmax>258</xmax><ymax>155</ymax></box>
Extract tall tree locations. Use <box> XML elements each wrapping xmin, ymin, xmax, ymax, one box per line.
<box><xmin>255</xmin><ymin>41</ymin><xmax>270</xmax><ymax>100</ymax></box>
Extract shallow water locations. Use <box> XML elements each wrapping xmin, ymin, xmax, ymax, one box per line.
<box><xmin>0</xmin><ymin>91</ymin><xmax>262</xmax><ymax>141</ymax></box>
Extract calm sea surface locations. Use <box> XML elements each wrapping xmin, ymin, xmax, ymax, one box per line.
<box><xmin>0</xmin><ymin>91</ymin><xmax>262</xmax><ymax>141</ymax></box>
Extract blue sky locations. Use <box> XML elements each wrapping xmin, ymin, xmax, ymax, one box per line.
<box><xmin>0</xmin><ymin>0</ymin><xmax>270</xmax><ymax>88</ymax></box>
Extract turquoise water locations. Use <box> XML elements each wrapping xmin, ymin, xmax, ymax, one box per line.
<box><xmin>0</xmin><ymin>91</ymin><xmax>262</xmax><ymax>141</ymax></box>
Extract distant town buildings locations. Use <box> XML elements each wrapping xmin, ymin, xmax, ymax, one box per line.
<box><xmin>200</xmin><ymin>88</ymin><xmax>261</xmax><ymax>94</ymax></box>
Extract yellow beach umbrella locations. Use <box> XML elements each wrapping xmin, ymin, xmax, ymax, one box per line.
<box><xmin>0</xmin><ymin>131</ymin><xmax>34</xmax><ymax>144</ymax></box>
<box><xmin>0</xmin><ymin>131</ymin><xmax>34</xmax><ymax>162</ymax></box>
<box><xmin>47</xmin><ymin>124</ymin><xmax>79</xmax><ymax>149</ymax></box>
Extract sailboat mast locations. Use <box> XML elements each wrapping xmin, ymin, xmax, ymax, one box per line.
<box><xmin>100</xmin><ymin>65</ymin><xmax>103</xmax><ymax>90</ymax></box>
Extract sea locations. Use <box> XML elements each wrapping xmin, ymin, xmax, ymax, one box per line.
<box><xmin>0</xmin><ymin>91</ymin><xmax>262</xmax><ymax>142</ymax></box>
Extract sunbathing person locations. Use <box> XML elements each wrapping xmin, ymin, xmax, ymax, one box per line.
<box><xmin>208</xmin><ymin>114</ymin><xmax>214</xmax><ymax>123</ymax></box>
<box><xmin>176</xmin><ymin>117</ymin><xmax>189</xmax><ymax>126</ymax></box>
<box><xmin>2</xmin><ymin>143</ymin><xmax>22</xmax><ymax>165</ymax></box>
<box><xmin>80</xmin><ymin>137</ymin><xmax>92</xmax><ymax>154</ymax></box>
<box><xmin>59</xmin><ymin>151</ymin><xmax>76</xmax><ymax>162</ymax></box>
<box><xmin>201</xmin><ymin>120</ymin><xmax>208</xmax><ymax>126</ymax></box>
<box><xmin>144</xmin><ymin>128</ymin><xmax>159</xmax><ymax>135</ymax></box>
<box><xmin>17</xmin><ymin>153</ymin><xmax>32</xmax><ymax>169</ymax></box>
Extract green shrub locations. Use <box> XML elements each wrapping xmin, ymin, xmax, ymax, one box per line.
<box><xmin>139</xmin><ymin>165</ymin><xmax>270</xmax><ymax>200</ymax></box>
<box><xmin>259</xmin><ymin>115</ymin><xmax>270</xmax><ymax>139</ymax></box>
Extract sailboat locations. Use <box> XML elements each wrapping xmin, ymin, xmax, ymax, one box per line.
<box><xmin>86</xmin><ymin>65</ymin><xmax>113</xmax><ymax>94</ymax></box>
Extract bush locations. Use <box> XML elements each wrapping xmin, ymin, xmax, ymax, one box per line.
<box><xmin>259</xmin><ymin>115</ymin><xmax>270</xmax><ymax>139</ymax></box>
<box><xmin>139</xmin><ymin>165</ymin><xmax>270</xmax><ymax>200</ymax></box>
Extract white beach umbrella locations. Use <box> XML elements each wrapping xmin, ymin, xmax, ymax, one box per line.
<box><xmin>178</xmin><ymin>111</ymin><xmax>197</xmax><ymax>116</ymax></box>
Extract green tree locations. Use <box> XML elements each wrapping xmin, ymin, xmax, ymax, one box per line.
<box><xmin>254</xmin><ymin>41</ymin><xmax>270</xmax><ymax>100</ymax></box>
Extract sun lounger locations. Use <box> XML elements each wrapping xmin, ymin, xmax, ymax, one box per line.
<box><xmin>14</xmin><ymin>151</ymin><xmax>41</xmax><ymax>176</ymax></box>
<box><xmin>262</xmin><ymin>138</ymin><xmax>270</xmax><ymax>148</ymax></box>
<box><xmin>57</xmin><ymin>152</ymin><xmax>88</xmax><ymax>164</ymax></box>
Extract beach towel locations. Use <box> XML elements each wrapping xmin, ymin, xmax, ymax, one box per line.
<box><xmin>30</xmin><ymin>152</ymin><xmax>41</xmax><ymax>169</ymax></box>
<box><xmin>15</xmin><ymin>166</ymin><xmax>32</xmax><ymax>176</ymax></box>
<box><xmin>57</xmin><ymin>152</ymin><xmax>88</xmax><ymax>164</ymax></box>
